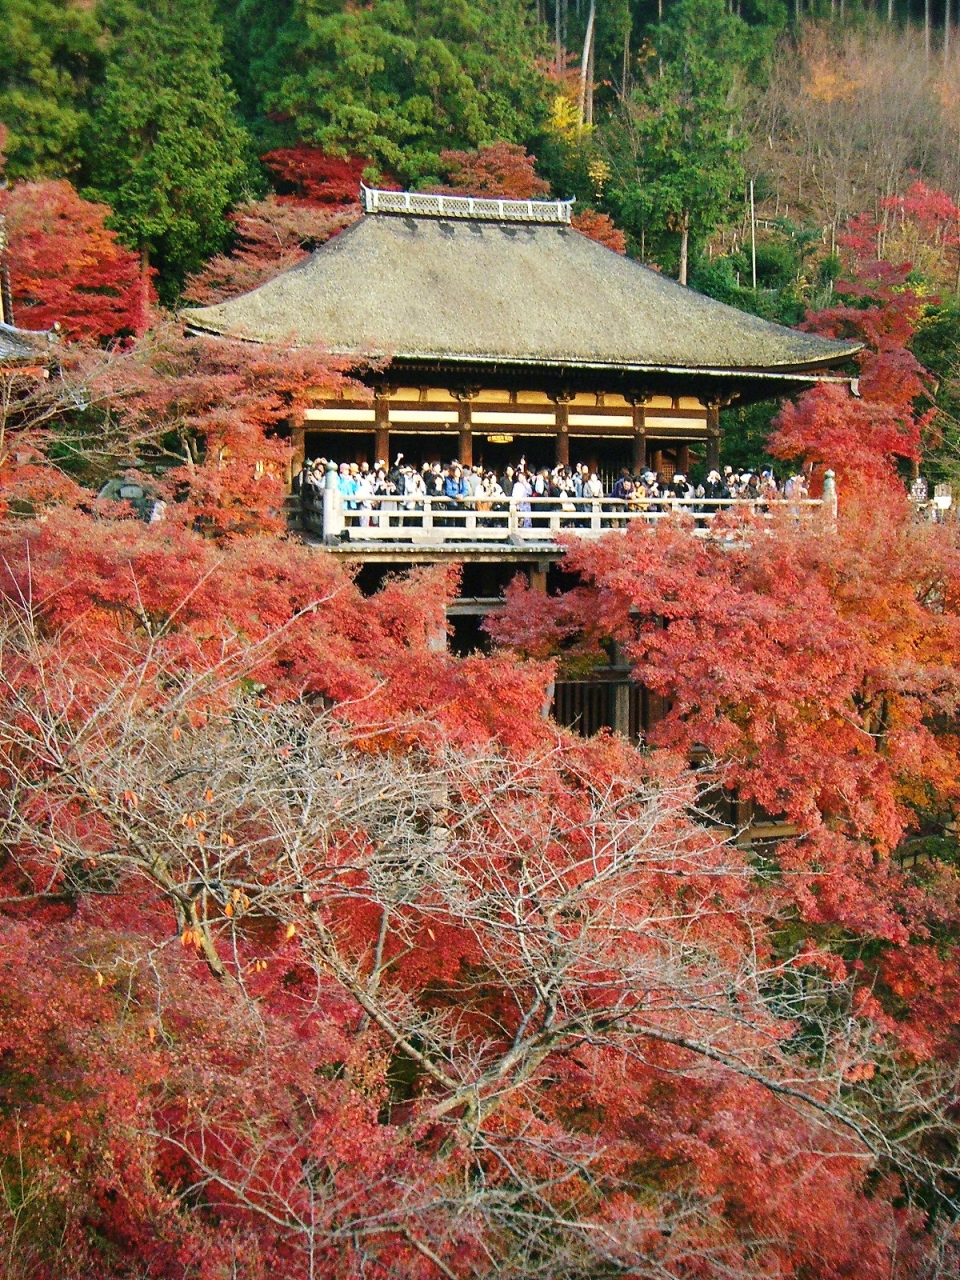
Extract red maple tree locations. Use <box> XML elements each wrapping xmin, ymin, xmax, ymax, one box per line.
<box><xmin>572</xmin><ymin>207</ymin><xmax>627</xmax><ymax>253</ymax></box>
<box><xmin>487</xmin><ymin>493</ymin><xmax>960</xmax><ymax>1064</ymax></box>
<box><xmin>260</xmin><ymin>145</ymin><xmax>370</xmax><ymax>204</ymax></box>
<box><xmin>1</xmin><ymin>557</ymin><xmax>952</xmax><ymax>1276</ymax></box>
<box><xmin>1</xmin><ymin>179</ymin><xmax>151</xmax><ymax>342</ymax></box>
<box><xmin>769</xmin><ymin>200</ymin><xmax>943</xmax><ymax>489</ymax></box>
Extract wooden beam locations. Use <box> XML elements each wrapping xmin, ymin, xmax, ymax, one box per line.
<box><xmin>457</xmin><ymin>394</ymin><xmax>473</xmax><ymax>467</ymax></box>
<box><xmin>375</xmin><ymin>392</ymin><xmax>390</xmax><ymax>466</ymax></box>
<box><xmin>629</xmin><ymin>396</ymin><xmax>647</xmax><ymax>470</ymax></box>
<box><xmin>706</xmin><ymin>403</ymin><xmax>721</xmax><ymax>471</ymax></box>
<box><xmin>550</xmin><ymin>391</ymin><xmax>572</xmax><ymax>467</ymax></box>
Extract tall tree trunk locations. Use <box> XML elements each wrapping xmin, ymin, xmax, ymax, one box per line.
<box><xmin>679</xmin><ymin>214</ymin><xmax>690</xmax><ymax>286</ymax></box>
<box><xmin>925</xmin><ymin>0</ymin><xmax>932</xmax><ymax>56</ymax></box>
<box><xmin>946</xmin><ymin>0</ymin><xmax>952</xmax><ymax>61</ymax></box>
<box><xmin>139</xmin><ymin>245</ymin><xmax>152</xmax><ymax>337</ymax></box>
<box><xmin>578</xmin><ymin>1</ymin><xmax>597</xmax><ymax>129</ymax></box>
<box><xmin>887</xmin><ymin>0</ymin><xmax>893</xmax><ymax>22</ymax></box>
<box><xmin>586</xmin><ymin>0</ymin><xmax>593</xmax><ymax>124</ymax></box>
<box><xmin>622</xmin><ymin>20</ymin><xmax>631</xmax><ymax>99</ymax></box>
<box><xmin>555</xmin><ymin>0</ymin><xmax>563</xmax><ymax>76</ymax></box>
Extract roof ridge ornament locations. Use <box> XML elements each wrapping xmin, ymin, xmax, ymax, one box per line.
<box><xmin>360</xmin><ymin>185</ymin><xmax>575</xmax><ymax>225</ymax></box>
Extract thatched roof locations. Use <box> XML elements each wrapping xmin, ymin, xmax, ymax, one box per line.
<box><xmin>185</xmin><ymin>192</ymin><xmax>860</xmax><ymax>378</ymax></box>
<box><xmin>0</xmin><ymin>320</ymin><xmax>58</xmax><ymax>365</ymax></box>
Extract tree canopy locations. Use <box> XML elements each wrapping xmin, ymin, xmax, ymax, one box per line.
<box><xmin>0</xmin><ymin>0</ymin><xmax>102</xmax><ymax>180</ymax></box>
<box><xmin>234</xmin><ymin>0</ymin><xmax>550</xmax><ymax>185</ymax></box>
<box><xmin>606</xmin><ymin>0</ymin><xmax>749</xmax><ymax>283</ymax></box>
<box><xmin>83</xmin><ymin>0</ymin><xmax>253</xmax><ymax>299</ymax></box>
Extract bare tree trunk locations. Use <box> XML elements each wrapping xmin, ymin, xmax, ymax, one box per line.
<box><xmin>139</xmin><ymin>246</ymin><xmax>152</xmax><ymax>338</ymax></box>
<box><xmin>578</xmin><ymin>1</ymin><xmax>597</xmax><ymax>128</ymax></box>
<box><xmin>679</xmin><ymin>214</ymin><xmax>690</xmax><ymax>286</ymax></box>
<box><xmin>555</xmin><ymin>0</ymin><xmax>563</xmax><ymax>76</ymax></box>
<box><xmin>622</xmin><ymin>20</ymin><xmax>631</xmax><ymax>99</ymax></box>
<box><xmin>586</xmin><ymin>0</ymin><xmax>593</xmax><ymax>124</ymax></box>
<box><xmin>888</xmin><ymin>0</ymin><xmax>893</xmax><ymax>22</ymax></box>
<box><xmin>946</xmin><ymin>0</ymin><xmax>952</xmax><ymax>61</ymax></box>
<box><xmin>926</xmin><ymin>0</ymin><xmax>932</xmax><ymax>57</ymax></box>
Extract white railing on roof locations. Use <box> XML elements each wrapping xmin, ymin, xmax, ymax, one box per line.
<box><xmin>301</xmin><ymin>489</ymin><xmax>826</xmax><ymax>549</ymax></box>
<box><xmin>361</xmin><ymin>185</ymin><xmax>574</xmax><ymax>225</ymax></box>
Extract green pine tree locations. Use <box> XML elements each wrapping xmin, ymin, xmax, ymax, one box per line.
<box><xmin>607</xmin><ymin>0</ymin><xmax>749</xmax><ymax>285</ymax></box>
<box><xmin>84</xmin><ymin>0</ymin><xmax>253</xmax><ymax>301</ymax></box>
<box><xmin>0</xmin><ymin>0</ymin><xmax>104</xmax><ymax>179</ymax></box>
<box><xmin>233</xmin><ymin>0</ymin><xmax>549</xmax><ymax>186</ymax></box>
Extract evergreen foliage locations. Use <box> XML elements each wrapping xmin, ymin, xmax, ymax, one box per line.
<box><xmin>0</xmin><ymin>0</ymin><xmax>103</xmax><ymax>179</ymax></box>
<box><xmin>83</xmin><ymin>0</ymin><xmax>253</xmax><ymax>300</ymax></box>
<box><xmin>227</xmin><ymin>0</ymin><xmax>550</xmax><ymax>185</ymax></box>
<box><xmin>605</xmin><ymin>0</ymin><xmax>749</xmax><ymax>283</ymax></box>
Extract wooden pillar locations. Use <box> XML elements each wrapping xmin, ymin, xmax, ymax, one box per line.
<box><xmin>551</xmin><ymin>392</ymin><xmax>572</xmax><ymax>468</ymax></box>
<box><xmin>651</xmin><ymin>446</ymin><xmax>663</xmax><ymax>475</ymax></box>
<box><xmin>529</xmin><ymin>563</ymin><xmax>548</xmax><ymax>593</ymax></box>
<box><xmin>456</xmin><ymin>392</ymin><xmax>474</xmax><ymax>467</ymax></box>
<box><xmin>629</xmin><ymin>395</ymin><xmax>647</xmax><ymax>471</ymax></box>
<box><xmin>706</xmin><ymin>402</ymin><xmax>721</xmax><ymax>471</ymax></box>
<box><xmin>374</xmin><ymin>392</ymin><xmax>390</xmax><ymax>467</ymax></box>
<box><xmin>611</xmin><ymin>681</ymin><xmax>632</xmax><ymax>738</ymax></box>
<box><xmin>677</xmin><ymin>443</ymin><xmax>690</xmax><ymax>474</ymax></box>
<box><xmin>290</xmin><ymin>424</ymin><xmax>305</xmax><ymax>492</ymax></box>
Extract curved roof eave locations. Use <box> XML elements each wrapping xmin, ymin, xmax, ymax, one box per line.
<box><xmin>183</xmin><ymin>210</ymin><xmax>863</xmax><ymax>377</ymax></box>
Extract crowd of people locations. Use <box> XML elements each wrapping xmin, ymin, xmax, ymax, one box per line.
<box><xmin>298</xmin><ymin>455</ymin><xmax>809</xmax><ymax>527</ymax></box>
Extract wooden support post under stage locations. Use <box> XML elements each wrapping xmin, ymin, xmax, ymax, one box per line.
<box><xmin>374</xmin><ymin>394</ymin><xmax>390</xmax><ymax>467</ymax></box>
<box><xmin>290</xmin><ymin>425</ymin><xmax>305</xmax><ymax>488</ymax></box>
<box><xmin>612</xmin><ymin>682</ymin><xmax>632</xmax><ymax>738</ymax></box>
<box><xmin>457</xmin><ymin>394</ymin><xmax>473</xmax><ymax>467</ymax></box>
<box><xmin>706</xmin><ymin>403</ymin><xmax>721</xmax><ymax>471</ymax></box>
<box><xmin>529</xmin><ymin>565</ymin><xmax>548</xmax><ymax>593</ymax></box>
<box><xmin>630</xmin><ymin>398</ymin><xmax>647</xmax><ymax>471</ymax></box>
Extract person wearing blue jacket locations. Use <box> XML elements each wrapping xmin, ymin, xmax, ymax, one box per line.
<box><xmin>441</xmin><ymin>464</ymin><xmax>469</xmax><ymax>527</ymax></box>
<box><xmin>444</xmin><ymin>465</ymin><xmax>469</xmax><ymax>501</ymax></box>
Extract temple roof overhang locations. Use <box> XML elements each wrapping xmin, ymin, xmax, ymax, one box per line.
<box><xmin>0</xmin><ymin>320</ymin><xmax>59</xmax><ymax>366</ymax></box>
<box><xmin>184</xmin><ymin>189</ymin><xmax>861</xmax><ymax>394</ymax></box>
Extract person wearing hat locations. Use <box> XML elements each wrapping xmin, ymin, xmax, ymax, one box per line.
<box><xmin>759</xmin><ymin>469</ymin><xmax>779</xmax><ymax>501</ymax></box>
<box><xmin>701</xmin><ymin>469</ymin><xmax>725</xmax><ymax>500</ymax></box>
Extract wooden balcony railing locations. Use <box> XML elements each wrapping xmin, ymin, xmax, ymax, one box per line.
<box><xmin>300</xmin><ymin>482</ymin><xmax>831</xmax><ymax>548</ymax></box>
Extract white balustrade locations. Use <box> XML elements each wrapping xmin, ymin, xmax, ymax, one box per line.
<box><xmin>303</xmin><ymin>487</ymin><xmax>826</xmax><ymax>548</ymax></box>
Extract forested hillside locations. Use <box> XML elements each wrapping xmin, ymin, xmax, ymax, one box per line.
<box><xmin>4</xmin><ymin>0</ymin><xmax>960</xmax><ymax>470</ymax></box>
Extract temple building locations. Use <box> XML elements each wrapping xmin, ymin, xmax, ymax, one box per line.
<box><xmin>0</xmin><ymin>321</ymin><xmax>58</xmax><ymax>374</ymax></box>
<box><xmin>186</xmin><ymin>188</ymin><xmax>860</xmax><ymax>490</ymax></box>
<box><xmin>185</xmin><ymin>188</ymin><xmax>859</xmax><ymax>754</ymax></box>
